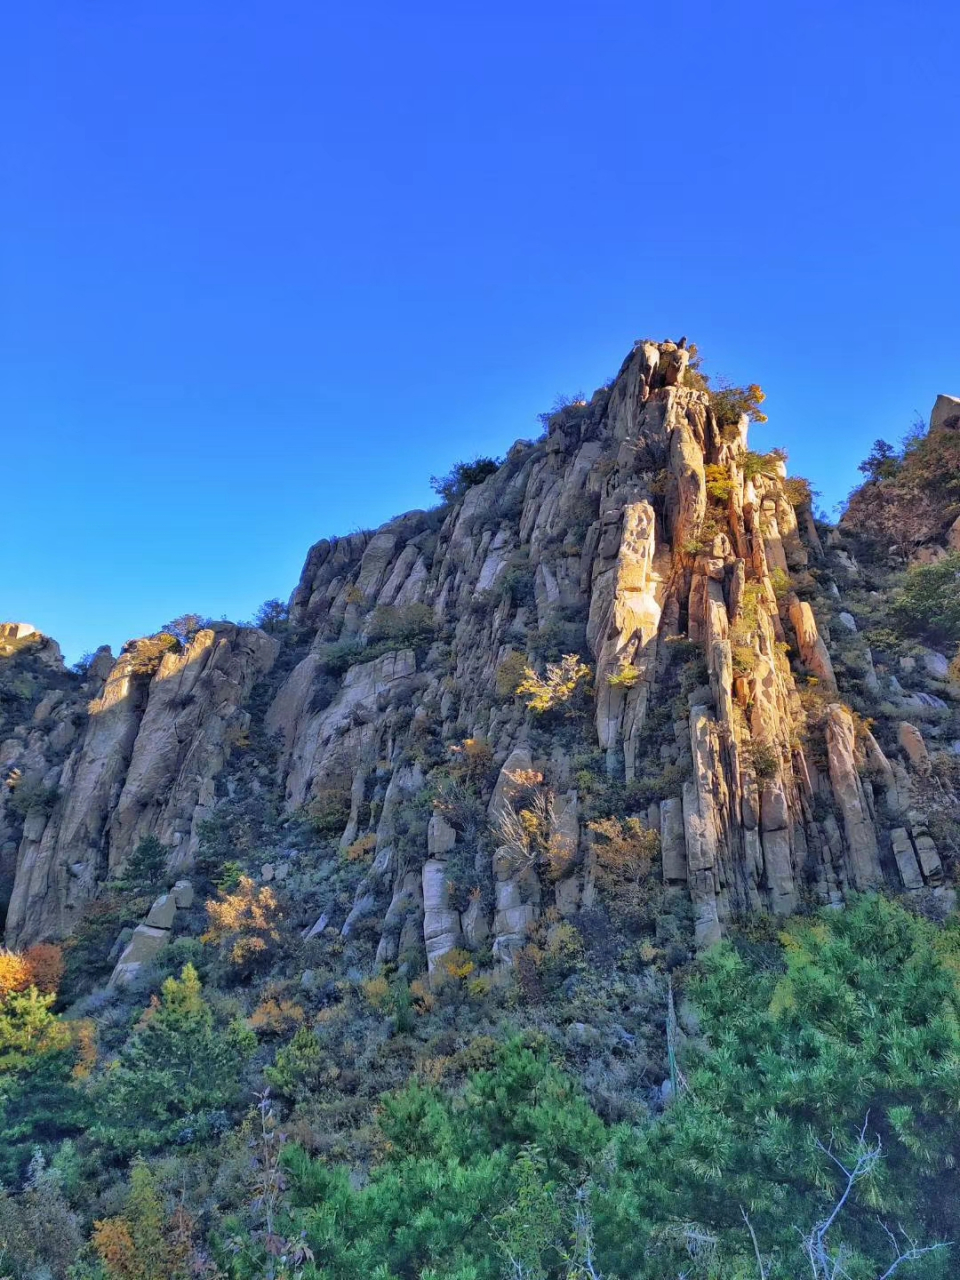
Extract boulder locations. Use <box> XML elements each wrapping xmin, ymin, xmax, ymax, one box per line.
<box><xmin>427</xmin><ymin>813</ymin><xmax>457</xmax><ymax>857</ymax></box>
<box><xmin>109</xmin><ymin>924</ymin><xmax>169</xmax><ymax>987</ymax></box>
<box><xmin>172</xmin><ymin>879</ymin><xmax>194</xmax><ymax>908</ymax></box>
<box><xmin>898</xmin><ymin>722</ymin><xmax>931</xmax><ymax>773</ymax></box>
<box><xmin>891</xmin><ymin>828</ymin><xmax>923</xmax><ymax>890</ymax></box>
<box><xmin>422</xmin><ymin>859</ymin><xmax>462</xmax><ymax>973</ymax></box>
<box><xmin>145</xmin><ymin>893</ymin><xmax>177</xmax><ymax>929</ymax></box>
<box><xmin>788</xmin><ymin>597</ymin><xmax>837</xmax><ymax>691</ymax></box>
<box><xmin>930</xmin><ymin>393</ymin><xmax>960</xmax><ymax>433</ymax></box>
<box><xmin>921</xmin><ymin>650</ymin><xmax>950</xmax><ymax>680</ymax></box>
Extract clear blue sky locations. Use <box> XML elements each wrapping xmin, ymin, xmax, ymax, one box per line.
<box><xmin>3</xmin><ymin>2</ymin><xmax>959</xmax><ymax>664</ymax></box>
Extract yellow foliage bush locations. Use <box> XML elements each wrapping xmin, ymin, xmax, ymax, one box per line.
<box><xmin>0</xmin><ymin>949</ymin><xmax>31</xmax><ymax>1001</ymax></box>
<box><xmin>440</xmin><ymin>948</ymin><xmax>476</xmax><ymax>982</ymax></box>
<box><xmin>493</xmin><ymin>771</ymin><xmax>578</xmax><ymax>882</ymax></box>
<box><xmin>203</xmin><ymin>875</ymin><xmax>283</xmax><ymax>971</ymax></box>
<box><xmin>92</xmin><ymin>1216</ymin><xmax>137</xmax><ymax>1279</ymax></box>
<box><xmin>606</xmin><ymin>663</ymin><xmax>641</xmax><ymax>690</ymax></box>
<box><xmin>0</xmin><ymin>943</ymin><xmax>65</xmax><ymax>1003</ymax></box>
<box><xmin>704</xmin><ymin>463</ymin><xmax>735</xmax><ymax>502</ymax></box>
<box><xmin>409</xmin><ymin>978</ymin><xmax>435</xmax><ymax>1014</ymax></box>
<box><xmin>361</xmin><ymin>974</ymin><xmax>392</xmax><ymax>1012</ymax></box>
<box><xmin>516</xmin><ymin>654</ymin><xmax>592</xmax><ymax>715</ymax></box>
<box><xmin>344</xmin><ymin>832</ymin><xmax>377</xmax><ymax>863</ymax></box>
<box><xmin>249</xmin><ymin>996</ymin><xmax>306</xmax><ymax>1037</ymax></box>
<box><xmin>588</xmin><ymin>817</ymin><xmax>659</xmax><ymax>919</ymax></box>
<box><xmin>448</xmin><ymin>736</ymin><xmax>494</xmax><ymax>783</ymax></box>
<box><xmin>72</xmin><ymin>1018</ymin><xmax>98</xmax><ymax>1078</ymax></box>
<box><xmin>93</xmin><ymin>1158</ymin><xmax>194</xmax><ymax>1280</ymax></box>
<box><xmin>711</xmin><ymin>380</ymin><xmax>768</xmax><ymax>428</ymax></box>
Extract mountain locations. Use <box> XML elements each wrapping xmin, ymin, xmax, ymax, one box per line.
<box><xmin>1</xmin><ymin>339</ymin><xmax>959</xmax><ymax>1279</ymax></box>
<box><xmin>3</xmin><ymin>341</ymin><xmax>956</xmax><ymax>965</ymax></box>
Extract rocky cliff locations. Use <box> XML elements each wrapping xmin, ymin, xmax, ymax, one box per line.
<box><xmin>3</xmin><ymin>340</ymin><xmax>957</xmax><ymax>972</ymax></box>
<box><xmin>2</xmin><ymin>624</ymin><xmax>277</xmax><ymax>945</ymax></box>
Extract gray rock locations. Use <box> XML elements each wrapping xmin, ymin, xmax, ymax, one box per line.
<box><xmin>891</xmin><ymin>828</ymin><xmax>923</xmax><ymax>890</ymax></box>
<box><xmin>930</xmin><ymin>393</ymin><xmax>960</xmax><ymax>432</ymax></box>
<box><xmin>172</xmin><ymin>880</ymin><xmax>194</xmax><ymax>908</ymax></box>
<box><xmin>145</xmin><ymin>893</ymin><xmax>177</xmax><ymax>929</ymax></box>
<box><xmin>109</xmin><ymin>924</ymin><xmax>169</xmax><ymax>987</ymax></box>
<box><xmin>921</xmin><ymin>650</ymin><xmax>950</xmax><ymax>679</ymax></box>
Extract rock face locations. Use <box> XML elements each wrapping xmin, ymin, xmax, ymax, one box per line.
<box><xmin>3</xmin><ymin>349</ymin><xmax>957</xmax><ymax>969</ymax></box>
<box><xmin>4</xmin><ymin>625</ymin><xmax>276</xmax><ymax>946</ymax></box>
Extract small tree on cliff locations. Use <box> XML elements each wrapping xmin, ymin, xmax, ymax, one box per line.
<box><xmin>430</xmin><ymin>456</ymin><xmax>501</xmax><ymax>503</ymax></box>
<box><xmin>118</xmin><ymin>834</ymin><xmax>169</xmax><ymax>893</ymax></box>
<box><xmin>516</xmin><ymin>654</ymin><xmax>593</xmax><ymax>716</ymax></box>
<box><xmin>159</xmin><ymin>613</ymin><xmax>209</xmax><ymax>645</ymax></box>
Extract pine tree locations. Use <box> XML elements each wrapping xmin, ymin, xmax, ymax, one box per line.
<box><xmin>0</xmin><ymin>986</ymin><xmax>86</xmax><ymax>1183</ymax></box>
<box><xmin>596</xmin><ymin>896</ymin><xmax>960</xmax><ymax>1278</ymax></box>
<box><xmin>93</xmin><ymin>963</ymin><xmax>254</xmax><ymax>1155</ymax></box>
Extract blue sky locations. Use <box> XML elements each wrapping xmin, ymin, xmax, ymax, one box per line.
<box><xmin>3</xmin><ymin>1</ymin><xmax>959</xmax><ymax>664</ymax></box>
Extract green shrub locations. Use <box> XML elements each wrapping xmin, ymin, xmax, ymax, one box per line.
<box><xmin>92</xmin><ymin>963</ymin><xmax>254</xmax><ymax>1156</ymax></box>
<box><xmin>314</xmin><ymin>638</ymin><xmax>367</xmax><ymax>677</ymax></box>
<box><xmin>745</xmin><ymin>736</ymin><xmax>779</xmax><ymax>779</ymax></box>
<box><xmin>116</xmin><ymin>834</ymin><xmax>168</xmax><ymax>893</ymax></box>
<box><xmin>275</xmin><ymin>1036</ymin><xmax>605</xmax><ymax>1280</ymax></box>
<box><xmin>496</xmin><ymin>650</ymin><xmax>529</xmax><ymax>698</ymax></box>
<box><xmin>769</xmin><ymin>565</ymin><xmax>791</xmax><ymax>599</ymax></box>
<box><xmin>430</xmin><ymin>456</ymin><xmax>501</xmax><ymax>504</ymax></box>
<box><xmin>124</xmin><ymin>632</ymin><xmax>181</xmax><ymax>676</ymax></box>
<box><xmin>6</xmin><ymin>779</ymin><xmax>59</xmax><ymax>820</ymax></box>
<box><xmin>305</xmin><ymin>786</ymin><xmax>353</xmax><ymax>837</ymax></box>
<box><xmin>366</xmin><ymin>603</ymin><xmax>436</xmax><ymax>648</ymax></box>
<box><xmin>500</xmin><ymin>552</ymin><xmax>536</xmax><ymax>608</ymax></box>
<box><xmin>892</xmin><ymin>552</ymin><xmax>960</xmax><ymax>646</ymax></box>
<box><xmin>599</xmin><ymin>896</ymin><xmax>960</xmax><ymax>1277</ymax></box>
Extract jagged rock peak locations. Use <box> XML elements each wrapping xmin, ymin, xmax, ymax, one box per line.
<box><xmin>3</xmin><ymin>338</ymin><xmax>956</xmax><ymax>970</ymax></box>
<box><xmin>0</xmin><ymin>622</ymin><xmax>64</xmax><ymax>669</ymax></box>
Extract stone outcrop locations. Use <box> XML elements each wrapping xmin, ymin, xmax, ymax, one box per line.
<box><xmin>109</xmin><ymin>879</ymin><xmax>194</xmax><ymax>987</ymax></box>
<box><xmin>5</xmin><ymin>625</ymin><xmax>276</xmax><ymax>946</ymax></box>
<box><xmin>3</xmin><ymin>350</ymin><xmax>957</xmax><ymax>972</ymax></box>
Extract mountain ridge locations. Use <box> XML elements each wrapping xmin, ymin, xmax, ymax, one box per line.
<box><xmin>3</xmin><ymin>339</ymin><xmax>957</xmax><ymax>974</ymax></box>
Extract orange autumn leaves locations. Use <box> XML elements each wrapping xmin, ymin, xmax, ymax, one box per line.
<box><xmin>0</xmin><ymin>942</ymin><xmax>64</xmax><ymax>1001</ymax></box>
<box><xmin>0</xmin><ymin>941</ymin><xmax>96</xmax><ymax>1079</ymax></box>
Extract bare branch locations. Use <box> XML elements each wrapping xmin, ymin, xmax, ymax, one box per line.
<box><xmin>741</xmin><ymin>1206</ymin><xmax>767</xmax><ymax>1279</ymax></box>
<box><xmin>800</xmin><ymin>1117</ymin><xmax>951</xmax><ymax>1280</ymax></box>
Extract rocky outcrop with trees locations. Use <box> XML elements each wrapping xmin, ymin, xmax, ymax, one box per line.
<box><xmin>3</xmin><ymin>342</ymin><xmax>958</xmax><ymax>973</ymax></box>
